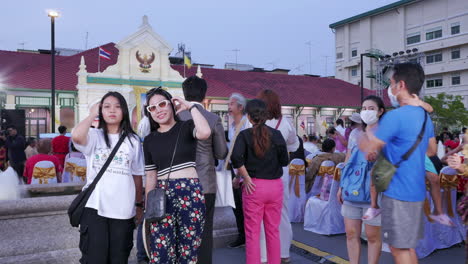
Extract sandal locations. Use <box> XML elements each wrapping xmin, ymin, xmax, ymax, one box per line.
<box><xmin>362</xmin><ymin>208</ymin><xmax>382</xmax><ymax>221</ymax></box>
<box><xmin>429</xmin><ymin>214</ymin><xmax>455</xmax><ymax>227</ymax></box>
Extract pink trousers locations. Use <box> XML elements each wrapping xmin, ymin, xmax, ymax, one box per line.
<box><xmin>243</xmin><ymin>178</ymin><xmax>283</xmax><ymax>264</ymax></box>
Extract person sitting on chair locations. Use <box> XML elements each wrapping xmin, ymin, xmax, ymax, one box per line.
<box><xmin>23</xmin><ymin>139</ymin><xmax>62</xmax><ymax>184</ymax></box>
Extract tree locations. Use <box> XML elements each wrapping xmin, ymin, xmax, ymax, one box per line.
<box><xmin>424</xmin><ymin>93</ymin><xmax>468</xmax><ymax>133</ymax></box>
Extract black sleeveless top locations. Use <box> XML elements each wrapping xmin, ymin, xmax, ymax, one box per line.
<box><xmin>143</xmin><ymin>120</ymin><xmax>196</xmax><ymax>176</ymax></box>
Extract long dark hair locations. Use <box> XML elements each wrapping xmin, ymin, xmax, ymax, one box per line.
<box><xmin>257</xmin><ymin>89</ymin><xmax>282</xmax><ymax>120</ymax></box>
<box><xmin>98</xmin><ymin>91</ymin><xmax>136</xmax><ymax>148</ymax></box>
<box><xmin>246</xmin><ymin>99</ymin><xmax>271</xmax><ymax>158</ymax></box>
<box><xmin>362</xmin><ymin>95</ymin><xmax>386</xmax><ymax>131</ymax></box>
<box><xmin>145</xmin><ymin>87</ymin><xmax>180</xmax><ymax>132</ymax></box>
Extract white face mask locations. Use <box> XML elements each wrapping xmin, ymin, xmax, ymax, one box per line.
<box><xmin>388</xmin><ymin>87</ymin><xmax>399</xmax><ymax>107</ymax></box>
<box><xmin>360</xmin><ymin>110</ymin><xmax>379</xmax><ymax>125</ymax></box>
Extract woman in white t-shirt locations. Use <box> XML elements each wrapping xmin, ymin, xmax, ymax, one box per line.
<box><xmin>72</xmin><ymin>91</ymin><xmax>144</xmax><ymax>263</ymax></box>
<box><xmin>257</xmin><ymin>89</ymin><xmax>299</xmax><ymax>264</ymax></box>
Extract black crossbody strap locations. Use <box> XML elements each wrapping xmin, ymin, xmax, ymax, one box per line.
<box><xmin>86</xmin><ymin>134</ymin><xmax>126</xmax><ymax>192</ymax></box>
<box><xmin>396</xmin><ymin>110</ymin><xmax>428</xmax><ymax>167</ymax></box>
<box><xmin>165</xmin><ymin>122</ymin><xmax>184</xmax><ymax>183</ymax></box>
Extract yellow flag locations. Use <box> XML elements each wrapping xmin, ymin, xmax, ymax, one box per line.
<box><xmin>184</xmin><ymin>55</ymin><xmax>192</xmax><ymax>69</ymax></box>
<box><xmin>322</xmin><ymin>120</ymin><xmax>328</xmax><ymax>128</ymax></box>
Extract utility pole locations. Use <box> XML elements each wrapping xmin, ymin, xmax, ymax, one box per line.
<box><xmin>232</xmin><ymin>49</ymin><xmax>240</xmax><ymax>70</ymax></box>
<box><xmin>305</xmin><ymin>41</ymin><xmax>312</xmax><ymax>74</ymax></box>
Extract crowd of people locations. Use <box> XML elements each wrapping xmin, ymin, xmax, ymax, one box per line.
<box><xmin>0</xmin><ymin>62</ymin><xmax>466</xmax><ymax>264</ymax></box>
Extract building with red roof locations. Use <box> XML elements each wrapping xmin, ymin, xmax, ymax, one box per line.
<box><xmin>0</xmin><ymin>16</ymin><xmax>379</xmax><ymax>138</ymax></box>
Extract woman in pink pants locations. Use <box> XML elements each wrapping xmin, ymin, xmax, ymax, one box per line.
<box><xmin>231</xmin><ymin>99</ymin><xmax>290</xmax><ymax>264</ymax></box>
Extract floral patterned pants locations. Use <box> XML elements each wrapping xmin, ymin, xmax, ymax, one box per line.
<box><xmin>149</xmin><ymin>178</ymin><xmax>205</xmax><ymax>264</ymax></box>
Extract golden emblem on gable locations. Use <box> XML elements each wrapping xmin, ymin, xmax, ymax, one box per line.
<box><xmin>136</xmin><ymin>51</ymin><xmax>155</xmax><ymax>73</ymax></box>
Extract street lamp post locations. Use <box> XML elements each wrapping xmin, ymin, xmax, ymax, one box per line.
<box><xmin>48</xmin><ymin>10</ymin><xmax>59</xmax><ymax>133</ymax></box>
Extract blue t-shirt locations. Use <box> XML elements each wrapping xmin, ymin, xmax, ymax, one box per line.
<box><xmin>375</xmin><ymin>106</ymin><xmax>434</xmax><ymax>202</ymax></box>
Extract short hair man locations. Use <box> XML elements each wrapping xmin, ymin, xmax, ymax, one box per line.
<box><xmin>2</xmin><ymin>125</ymin><xmax>26</xmax><ymax>180</ymax></box>
<box><xmin>227</xmin><ymin>92</ymin><xmax>252</xmax><ymax>248</ymax></box>
<box><xmin>52</xmin><ymin>125</ymin><xmax>70</xmax><ymax>167</ymax></box>
<box><xmin>305</xmin><ymin>139</ymin><xmax>345</xmax><ymax>194</ymax></box>
<box><xmin>179</xmin><ymin>76</ymin><xmax>228</xmax><ymax>264</ymax></box>
<box><xmin>360</xmin><ymin>63</ymin><xmax>437</xmax><ymax>264</ymax></box>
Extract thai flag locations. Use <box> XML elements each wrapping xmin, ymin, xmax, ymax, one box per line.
<box><xmin>99</xmin><ymin>47</ymin><xmax>111</xmax><ymax>60</ymax></box>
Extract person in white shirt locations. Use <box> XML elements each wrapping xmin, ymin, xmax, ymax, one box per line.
<box><xmin>303</xmin><ymin>135</ymin><xmax>320</xmax><ymax>157</ymax></box>
<box><xmin>72</xmin><ymin>91</ymin><xmax>144</xmax><ymax>263</ymax></box>
<box><xmin>227</xmin><ymin>92</ymin><xmax>252</xmax><ymax>248</ymax></box>
<box><xmin>257</xmin><ymin>89</ymin><xmax>299</xmax><ymax>263</ymax></box>
<box><xmin>335</xmin><ymin>118</ymin><xmax>346</xmax><ymax>136</ymax></box>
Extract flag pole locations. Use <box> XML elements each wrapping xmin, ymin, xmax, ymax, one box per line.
<box><xmin>98</xmin><ymin>47</ymin><xmax>101</xmax><ymax>73</ymax></box>
<box><xmin>183</xmin><ymin>47</ymin><xmax>186</xmax><ymax>78</ymax></box>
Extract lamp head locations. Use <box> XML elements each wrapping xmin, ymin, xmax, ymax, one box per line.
<box><xmin>48</xmin><ymin>10</ymin><xmax>59</xmax><ymax>18</ymax></box>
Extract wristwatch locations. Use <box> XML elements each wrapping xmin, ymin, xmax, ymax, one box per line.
<box><xmin>135</xmin><ymin>202</ymin><xmax>144</xmax><ymax>208</ymax></box>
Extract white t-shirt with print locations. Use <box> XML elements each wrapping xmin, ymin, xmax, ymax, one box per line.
<box><xmin>74</xmin><ymin>128</ymin><xmax>144</xmax><ymax>220</ymax></box>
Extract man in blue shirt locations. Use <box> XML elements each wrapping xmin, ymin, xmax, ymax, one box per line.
<box><xmin>360</xmin><ymin>63</ymin><xmax>437</xmax><ymax>264</ymax></box>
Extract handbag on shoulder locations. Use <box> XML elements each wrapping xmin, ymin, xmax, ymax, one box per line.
<box><xmin>144</xmin><ymin>122</ymin><xmax>184</xmax><ymax>223</ymax></box>
<box><xmin>68</xmin><ymin>135</ymin><xmax>126</xmax><ymax>227</ymax></box>
<box><xmin>372</xmin><ymin>111</ymin><xmax>428</xmax><ymax>192</ymax></box>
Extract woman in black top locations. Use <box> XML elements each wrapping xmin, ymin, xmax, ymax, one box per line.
<box><xmin>231</xmin><ymin>99</ymin><xmax>289</xmax><ymax>264</ymax></box>
<box><xmin>143</xmin><ymin>87</ymin><xmax>210</xmax><ymax>263</ymax></box>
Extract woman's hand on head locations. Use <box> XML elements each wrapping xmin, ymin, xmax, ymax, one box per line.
<box><xmin>89</xmin><ymin>102</ymin><xmax>100</xmax><ymax>119</ymax></box>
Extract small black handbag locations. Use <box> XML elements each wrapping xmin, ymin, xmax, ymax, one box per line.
<box><xmin>68</xmin><ymin>135</ymin><xmax>125</xmax><ymax>227</ymax></box>
<box><xmin>144</xmin><ymin>123</ymin><xmax>183</xmax><ymax>223</ymax></box>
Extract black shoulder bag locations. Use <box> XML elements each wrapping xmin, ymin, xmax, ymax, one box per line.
<box><xmin>68</xmin><ymin>135</ymin><xmax>126</xmax><ymax>227</ymax></box>
<box><xmin>144</xmin><ymin>123</ymin><xmax>184</xmax><ymax>223</ymax></box>
<box><xmin>372</xmin><ymin>111</ymin><xmax>428</xmax><ymax>193</ymax></box>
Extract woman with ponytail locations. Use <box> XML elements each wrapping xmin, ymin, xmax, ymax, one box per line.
<box><xmin>231</xmin><ymin>99</ymin><xmax>289</xmax><ymax>264</ymax></box>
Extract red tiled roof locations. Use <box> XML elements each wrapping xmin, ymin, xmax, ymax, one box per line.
<box><xmin>1</xmin><ymin>43</ymin><xmax>384</xmax><ymax>107</ymax></box>
<box><xmin>1</xmin><ymin>43</ymin><xmax>118</xmax><ymax>91</ymax></box>
<box><xmin>171</xmin><ymin>65</ymin><xmax>382</xmax><ymax>108</ymax></box>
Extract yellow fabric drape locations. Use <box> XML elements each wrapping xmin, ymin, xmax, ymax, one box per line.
<box><xmin>333</xmin><ymin>167</ymin><xmax>342</xmax><ymax>181</ymax></box>
<box><xmin>440</xmin><ymin>173</ymin><xmax>459</xmax><ymax>217</ymax></box>
<box><xmin>32</xmin><ymin>167</ymin><xmax>56</xmax><ymax>184</ymax></box>
<box><xmin>133</xmin><ymin>86</ymin><xmax>150</xmax><ymax>125</ymax></box>
<box><xmin>64</xmin><ymin>162</ymin><xmax>77</xmax><ymax>173</ymax></box>
<box><xmin>289</xmin><ymin>164</ymin><xmax>305</xmax><ymax>198</ymax></box>
<box><xmin>75</xmin><ymin>166</ymin><xmax>87</xmax><ymax>182</ymax></box>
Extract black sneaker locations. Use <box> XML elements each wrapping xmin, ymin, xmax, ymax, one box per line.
<box><xmin>228</xmin><ymin>237</ymin><xmax>245</xmax><ymax>248</ymax></box>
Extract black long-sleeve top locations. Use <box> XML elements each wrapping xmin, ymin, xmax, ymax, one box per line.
<box><xmin>5</xmin><ymin>135</ymin><xmax>26</xmax><ymax>163</ymax></box>
<box><xmin>231</xmin><ymin>126</ymin><xmax>289</xmax><ymax>180</ymax></box>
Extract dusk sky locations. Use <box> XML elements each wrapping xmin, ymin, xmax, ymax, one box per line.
<box><xmin>1</xmin><ymin>0</ymin><xmax>397</xmax><ymax>76</ymax></box>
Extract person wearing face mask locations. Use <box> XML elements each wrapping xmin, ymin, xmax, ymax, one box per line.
<box><xmin>338</xmin><ymin>95</ymin><xmax>385</xmax><ymax>264</ymax></box>
<box><xmin>359</xmin><ymin>63</ymin><xmax>437</xmax><ymax>264</ymax></box>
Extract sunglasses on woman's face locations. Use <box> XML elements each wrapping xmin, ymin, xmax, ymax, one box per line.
<box><xmin>146</xmin><ymin>100</ymin><xmax>170</xmax><ymax>112</ymax></box>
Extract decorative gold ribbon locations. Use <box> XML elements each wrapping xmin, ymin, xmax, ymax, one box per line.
<box><xmin>306</xmin><ymin>157</ymin><xmax>313</xmax><ymax>166</ymax></box>
<box><xmin>32</xmin><ymin>167</ymin><xmax>56</xmax><ymax>184</ymax></box>
<box><xmin>423</xmin><ymin>179</ymin><xmax>433</xmax><ymax>222</ymax></box>
<box><xmin>64</xmin><ymin>162</ymin><xmax>77</xmax><ymax>174</ymax></box>
<box><xmin>75</xmin><ymin>166</ymin><xmax>87</xmax><ymax>182</ymax></box>
<box><xmin>289</xmin><ymin>164</ymin><xmax>305</xmax><ymax>198</ymax></box>
<box><xmin>440</xmin><ymin>173</ymin><xmax>459</xmax><ymax>217</ymax></box>
<box><xmin>333</xmin><ymin>167</ymin><xmax>342</xmax><ymax>181</ymax></box>
<box><xmin>318</xmin><ymin>166</ymin><xmax>335</xmax><ymax>177</ymax></box>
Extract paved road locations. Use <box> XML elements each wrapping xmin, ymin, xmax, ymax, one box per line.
<box><xmin>132</xmin><ymin>222</ymin><xmax>465</xmax><ymax>263</ymax></box>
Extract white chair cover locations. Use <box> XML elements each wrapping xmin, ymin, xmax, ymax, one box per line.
<box><xmin>307</xmin><ymin>159</ymin><xmax>335</xmax><ymax>199</ymax></box>
<box><xmin>288</xmin><ymin>159</ymin><xmax>307</xmax><ymax>222</ymax></box>
<box><xmin>31</xmin><ymin>160</ymin><xmax>57</xmax><ymax>184</ymax></box>
<box><xmin>62</xmin><ymin>156</ymin><xmax>81</xmax><ymax>183</ymax></box>
<box><xmin>73</xmin><ymin>159</ymin><xmax>87</xmax><ymax>183</ymax></box>
<box><xmin>416</xmin><ymin>166</ymin><xmax>466</xmax><ymax>258</ymax></box>
<box><xmin>304</xmin><ymin>160</ymin><xmax>345</xmax><ymax>235</ymax></box>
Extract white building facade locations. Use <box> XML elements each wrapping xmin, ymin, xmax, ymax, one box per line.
<box><xmin>330</xmin><ymin>0</ymin><xmax>468</xmax><ymax>106</ymax></box>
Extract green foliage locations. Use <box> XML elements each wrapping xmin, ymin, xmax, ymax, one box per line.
<box><xmin>424</xmin><ymin>93</ymin><xmax>468</xmax><ymax>132</ymax></box>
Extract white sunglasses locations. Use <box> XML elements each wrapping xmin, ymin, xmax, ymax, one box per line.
<box><xmin>146</xmin><ymin>100</ymin><xmax>170</xmax><ymax>112</ymax></box>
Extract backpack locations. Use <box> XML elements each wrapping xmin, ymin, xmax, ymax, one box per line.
<box><xmin>340</xmin><ymin>147</ymin><xmax>371</xmax><ymax>203</ymax></box>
